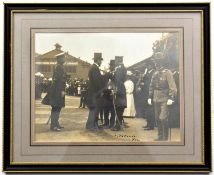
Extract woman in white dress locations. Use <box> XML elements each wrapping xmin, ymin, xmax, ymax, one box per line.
<box><xmin>123</xmin><ymin>71</ymin><xmax>136</xmax><ymax>117</ymax></box>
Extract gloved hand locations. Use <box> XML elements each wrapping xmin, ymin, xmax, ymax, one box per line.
<box><xmin>148</xmin><ymin>98</ymin><xmax>152</xmax><ymax>105</ymax></box>
<box><xmin>61</xmin><ymin>91</ymin><xmax>65</xmax><ymax>97</ymax></box>
<box><xmin>167</xmin><ymin>99</ymin><xmax>174</xmax><ymax>105</ymax></box>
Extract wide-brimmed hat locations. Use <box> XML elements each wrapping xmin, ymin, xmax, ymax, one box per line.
<box><xmin>93</xmin><ymin>52</ymin><xmax>103</xmax><ymax>61</ymax></box>
<box><xmin>115</xmin><ymin>56</ymin><xmax>123</xmax><ymax>65</ymax></box>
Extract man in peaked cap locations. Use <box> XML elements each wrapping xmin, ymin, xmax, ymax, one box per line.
<box><xmin>48</xmin><ymin>52</ymin><xmax>67</xmax><ymax>132</ymax></box>
<box><xmin>148</xmin><ymin>52</ymin><xmax>177</xmax><ymax>141</ymax></box>
<box><xmin>85</xmin><ymin>52</ymin><xmax>105</xmax><ymax>131</ymax></box>
<box><xmin>111</xmin><ymin>56</ymin><xmax>127</xmax><ymax>131</ymax></box>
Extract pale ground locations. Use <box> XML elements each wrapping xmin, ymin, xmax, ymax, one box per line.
<box><xmin>33</xmin><ymin>94</ymin><xmax>181</xmax><ymax>144</ymax></box>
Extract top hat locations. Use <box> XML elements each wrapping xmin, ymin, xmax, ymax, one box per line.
<box><xmin>109</xmin><ymin>59</ymin><xmax>115</xmax><ymax>66</ymax></box>
<box><xmin>55</xmin><ymin>52</ymin><xmax>66</xmax><ymax>60</ymax></box>
<box><xmin>93</xmin><ymin>52</ymin><xmax>103</xmax><ymax>61</ymax></box>
<box><xmin>115</xmin><ymin>56</ymin><xmax>123</xmax><ymax>65</ymax></box>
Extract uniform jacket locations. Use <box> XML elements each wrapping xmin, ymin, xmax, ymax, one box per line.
<box><xmin>86</xmin><ymin>63</ymin><xmax>104</xmax><ymax>108</ymax></box>
<box><xmin>113</xmin><ymin>64</ymin><xmax>127</xmax><ymax>107</ymax></box>
<box><xmin>49</xmin><ymin>64</ymin><xmax>67</xmax><ymax>107</ymax></box>
<box><xmin>149</xmin><ymin>68</ymin><xmax>177</xmax><ymax>103</ymax></box>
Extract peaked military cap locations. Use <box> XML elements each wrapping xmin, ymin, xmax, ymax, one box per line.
<box><xmin>55</xmin><ymin>52</ymin><xmax>66</xmax><ymax>60</ymax></box>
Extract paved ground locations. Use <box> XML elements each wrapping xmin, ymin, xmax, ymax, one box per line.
<box><xmin>33</xmin><ymin>94</ymin><xmax>181</xmax><ymax>144</ymax></box>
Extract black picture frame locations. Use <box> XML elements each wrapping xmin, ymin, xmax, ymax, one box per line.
<box><xmin>3</xmin><ymin>3</ymin><xmax>211</xmax><ymax>173</ymax></box>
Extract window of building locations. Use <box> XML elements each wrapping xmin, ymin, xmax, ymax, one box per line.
<box><xmin>66</xmin><ymin>66</ymin><xmax>76</xmax><ymax>73</ymax></box>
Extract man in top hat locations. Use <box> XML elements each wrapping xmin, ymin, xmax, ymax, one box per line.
<box><xmin>111</xmin><ymin>56</ymin><xmax>127</xmax><ymax>131</ymax></box>
<box><xmin>148</xmin><ymin>52</ymin><xmax>177</xmax><ymax>141</ymax></box>
<box><xmin>86</xmin><ymin>52</ymin><xmax>105</xmax><ymax>131</ymax></box>
<box><xmin>48</xmin><ymin>52</ymin><xmax>67</xmax><ymax>131</ymax></box>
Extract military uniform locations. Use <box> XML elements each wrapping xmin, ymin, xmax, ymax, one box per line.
<box><xmin>49</xmin><ymin>53</ymin><xmax>67</xmax><ymax>131</ymax></box>
<box><xmin>149</xmin><ymin>67</ymin><xmax>177</xmax><ymax>140</ymax></box>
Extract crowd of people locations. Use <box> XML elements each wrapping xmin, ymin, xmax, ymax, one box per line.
<box><xmin>38</xmin><ymin>51</ymin><xmax>179</xmax><ymax>141</ymax></box>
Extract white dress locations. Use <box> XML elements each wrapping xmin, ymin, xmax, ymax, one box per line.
<box><xmin>123</xmin><ymin>79</ymin><xmax>136</xmax><ymax>117</ymax></box>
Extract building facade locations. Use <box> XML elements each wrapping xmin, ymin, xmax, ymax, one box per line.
<box><xmin>35</xmin><ymin>43</ymin><xmax>91</xmax><ymax>80</ymax></box>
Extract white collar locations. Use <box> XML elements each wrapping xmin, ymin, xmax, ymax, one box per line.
<box><xmin>94</xmin><ymin>63</ymin><xmax>99</xmax><ymax>67</ymax></box>
<box><xmin>148</xmin><ymin>69</ymin><xmax>153</xmax><ymax>74</ymax></box>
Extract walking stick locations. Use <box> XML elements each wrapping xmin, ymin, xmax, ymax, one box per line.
<box><xmin>168</xmin><ymin>116</ymin><xmax>171</xmax><ymax>141</ymax></box>
<box><xmin>111</xmin><ymin>90</ymin><xmax>123</xmax><ymax>130</ymax></box>
<box><xmin>46</xmin><ymin>115</ymin><xmax>51</xmax><ymax>125</ymax></box>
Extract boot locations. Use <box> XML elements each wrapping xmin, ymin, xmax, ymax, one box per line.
<box><xmin>154</xmin><ymin>120</ymin><xmax>163</xmax><ymax>141</ymax></box>
<box><xmin>163</xmin><ymin>119</ymin><xmax>169</xmax><ymax>141</ymax></box>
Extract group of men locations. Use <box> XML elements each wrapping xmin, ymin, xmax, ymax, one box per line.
<box><xmin>86</xmin><ymin>53</ymin><xmax>127</xmax><ymax>131</ymax></box>
<box><xmin>44</xmin><ymin>51</ymin><xmax>177</xmax><ymax>141</ymax></box>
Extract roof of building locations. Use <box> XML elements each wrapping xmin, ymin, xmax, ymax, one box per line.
<box><xmin>128</xmin><ymin>56</ymin><xmax>153</xmax><ymax>71</ymax></box>
<box><xmin>35</xmin><ymin>43</ymin><xmax>91</xmax><ymax>66</ymax></box>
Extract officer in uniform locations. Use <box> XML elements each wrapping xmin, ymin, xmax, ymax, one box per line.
<box><xmin>112</xmin><ymin>56</ymin><xmax>127</xmax><ymax>131</ymax></box>
<box><xmin>49</xmin><ymin>52</ymin><xmax>67</xmax><ymax>132</ymax></box>
<box><xmin>86</xmin><ymin>53</ymin><xmax>104</xmax><ymax>131</ymax></box>
<box><xmin>148</xmin><ymin>52</ymin><xmax>177</xmax><ymax>141</ymax></box>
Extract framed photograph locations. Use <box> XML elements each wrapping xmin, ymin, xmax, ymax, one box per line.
<box><xmin>3</xmin><ymin>3</ymin><xmax>211</xmax><ymax>173</ymax></box>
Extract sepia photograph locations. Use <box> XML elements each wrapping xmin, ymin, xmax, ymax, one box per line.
<box><xmin>3</xmin><ymin>3</ymin><xmax>211</xmax><ymax>172</ymax></box>
<box><xmin>32</xmin><ymin>32</ymin><xmax>182</xmax><ymax>144</ymax></box>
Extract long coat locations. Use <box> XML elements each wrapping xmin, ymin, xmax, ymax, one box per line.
<box><xmin>49</xmin><ymin>64</ymin><xmax>67</xmax><ymax>107</ymax></box>
<box><xmin>114</xmin><ymin>64</ymin><xmax>127</xmax><ymax>107</ymax></box>
<box><xmin>86</xmin><ymin>64</ymin><xmax>104</xmax><ymax>108</ymax></box>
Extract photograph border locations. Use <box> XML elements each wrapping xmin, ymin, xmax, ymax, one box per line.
<box><xmin>3</xmin><ymin>3</ymin><xmax>211</xmax><ymax>173</ymax></box>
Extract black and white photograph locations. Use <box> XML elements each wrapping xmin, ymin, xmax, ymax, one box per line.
<box><xmin>3</xmin><ymin>3</ymin><xmax>211</xmax><ymax>172</ymax></box>
<box><xmin>33</xmin><ymin>32</ymin><xmax>182</xmax><ymax>144</ymax></box>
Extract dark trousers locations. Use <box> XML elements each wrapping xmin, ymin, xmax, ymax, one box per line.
<box><xmin>86</xmin><ymin>107</ymin><xmax>100</xmax><ymax>130</ymax></box>
<box><xmin>146</xmin><ymin>105</ymin><xmax>155</xmax><ymax>128</ymax></box>
<box><xmin>104</xmin><ymin>106</ymin><xmax>115</xmax><ymax>127</ymax></box>
<box><xmin>50</xmin><ymin>106</ymin><xmax>62</xmax><ymax>129</ymax></box>
<box><xmin>79</xmin><ymin>94</ymin><xmax>86</xmax><ymax>108</ymax></box>
<box><xmin>154</xmin><ymin>102</ymin><xmax>169</xmax><ymax>140</ymax></box>
<box><xmin>114</xmin><ymin>107</ymin><xmax>124</xmax><ymax>129</ymax></box>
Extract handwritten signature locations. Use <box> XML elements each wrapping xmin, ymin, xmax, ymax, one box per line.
<box><xmin>114</xmin><ymin>134</ymin><xmax>140</xmax><ymax>142</ymax></box>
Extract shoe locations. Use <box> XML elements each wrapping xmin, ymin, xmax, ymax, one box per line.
<box><xmin>58</xmin><ymin>125</ymin><xmax>64</xmax><ymax>129</ymax></box>
<box><xmin>111</xmin><ymin>127</ymin><xmax>121</xmax><ymax>131</ymax></box>
<box><xmin>143</xmin><ymin>125</ymin><xmax>149</xmax><ymax>128</ymax></box>
<box><xmin>103</xmin><ymin>125</ymin><xmax>110</xmax><ymax>129</ymax></box>
<box><xmin>98</xmin><ymin>126</ymin><xmax>104</xmax><ymax>130</ymax></box>
<box><xmin>51</xmin><ymin>127</ymin><xmax>61</xmax><ymax>132</ymax></box>
<box><xmin>144</xmin><ymin>127</ymin><xmax>154</xmax><ymax>131</ymax></box>
<box><xmin>86</xmin><ymin>128</ymin><xmax>99</xmax><ymax>132</ymax></box>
